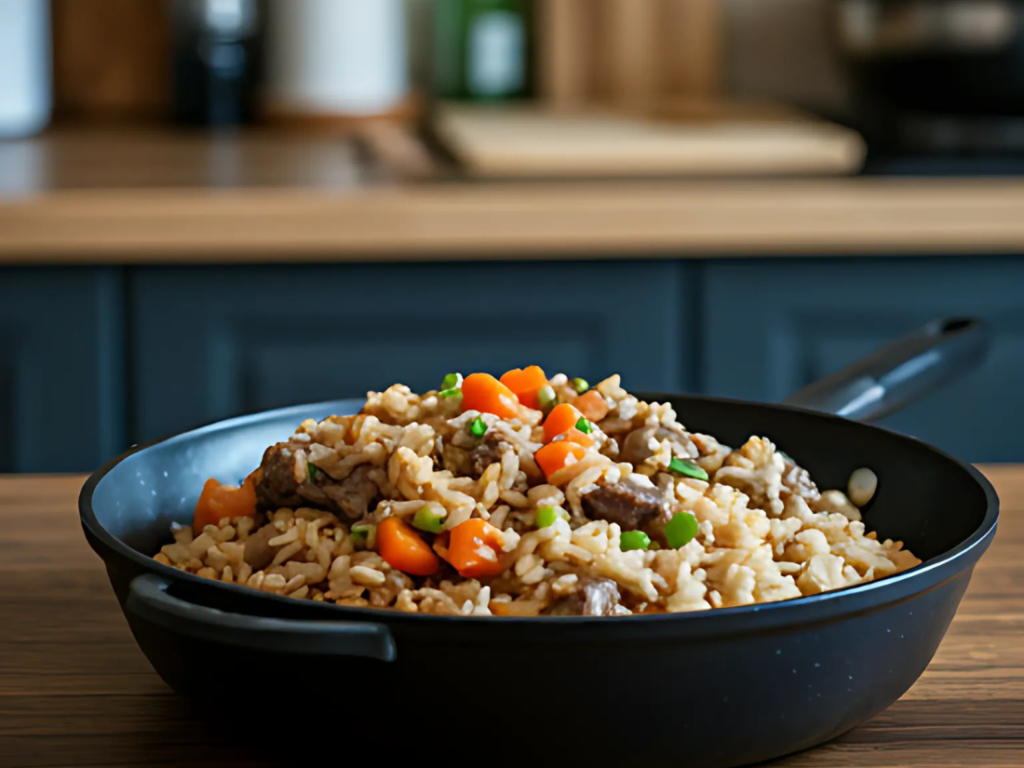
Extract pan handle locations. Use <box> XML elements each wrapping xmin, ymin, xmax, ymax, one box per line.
<box><xmin>782</xmin><ymin>317</ymin><xmax>989</xmax><ymax>422</ymax></box>
<box><xmin>126</xmin><ymin>573</ymin><xmax>397</xmax><ymax>662</ymax></box>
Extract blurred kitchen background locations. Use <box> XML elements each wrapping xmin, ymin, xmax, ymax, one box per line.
<box><xmin>2</xmin><ymin>0</ymin><xmax>1024</xmax><ymax>473</ymax></box>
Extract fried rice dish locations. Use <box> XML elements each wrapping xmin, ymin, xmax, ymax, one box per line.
<box><xmin>153</xmin><ymin>368</ymin><xmax>920</xmax><ymax>617</ymax></box>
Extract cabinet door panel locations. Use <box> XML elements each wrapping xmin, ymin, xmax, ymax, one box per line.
<box><xmin>703</xmin><ymin>258</ymin><xmax>1024</xmax><ymax>462</ymax></box>
<box><xmin>0</xmin><ymin>268</ymin><xmax>125</xmax><ymax>472</ymax></box>
<box><xmin>132</xmin><ymin>262</ymin><xmax>694</xmax><ymax>442</ymax></box>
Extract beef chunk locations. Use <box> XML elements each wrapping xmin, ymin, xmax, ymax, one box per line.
<box><xmin>581</xmin><ymin>479</ymin><xmax>665</xmax><ymax>530</ymax></box>
<box><xmin>548</xmin><ymin>578</ymin><xmax>621</xmax><ymax>616</ymax></box>
<box><xmin>468</xmin><ymin>431</ymin><xmax>507</xmax><ymax>477</ymax></box>
<box><xmin>440</xmin><ymin>430</ymin><xmax>508</xmax><ymax>479</ymax></box>
<box><xmin>619</xmin><ymin>425</ymin><xmax>698</xmax><ymax>467</ymax></box>
<box><xmin>255</xmin><ymin>441</ymin><xmax>304</xmax><ymax>509</ymax></box>
<box><xmin>321</xmin><ymin>464</ymin><xmax>379</xmax><ymax>519</ymax></box>
<box><xmin>254</xmin><ymin>440</ymin><xmax>379</xmax><ymax>518</ymax></box>
<box><xmin>243</xmin><ymin>522</ymin><xmax>281</xmax><ymax>571</ymax></box>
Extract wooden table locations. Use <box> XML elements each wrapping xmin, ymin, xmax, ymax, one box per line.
<box><xmin>2</xmin><ymin>469</ymin><xmax>1022</xmax><ymax>767</ymax></box>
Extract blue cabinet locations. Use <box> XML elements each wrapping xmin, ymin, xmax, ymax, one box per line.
<box><xmin>4</xmin><ymin>257</ymin><xmax>1020</xmax><ymax>470</ymax></box>
<box><xmin>702</xmin><ymin>258</ymin><xmax>1024</xmax><ymax>462</ymax></box>
<box><xmin>131</xmin><ymin>262</ymin><xmax>696</xmax><ymax>442</ymax></box>
<box><xmin>0</xmin><ymin>268</ymin><xmax>125</xmax><ymax>472</ymax></box>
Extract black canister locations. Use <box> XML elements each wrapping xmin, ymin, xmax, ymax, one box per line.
<box><xmin>170</xmin><ymin>0</ymin><xmax>262</xmax><ymax>127</ymax></box>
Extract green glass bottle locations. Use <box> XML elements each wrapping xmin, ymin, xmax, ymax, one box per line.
<box><xmin>434</xmin><ymin>0</ymin><xmax>533</xmax><ymax>101</ymax></box>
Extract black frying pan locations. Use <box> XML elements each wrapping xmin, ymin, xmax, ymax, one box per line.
<box><xmin>80</xmin><ymin>318</ymin><xmax>998</xmax><ymax>768</ymax></box>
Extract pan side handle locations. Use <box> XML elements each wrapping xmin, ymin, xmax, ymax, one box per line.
<box><xmin>126</xmin><ymin>573</ymin><xmax>397</xmax><ymax>662</ymax></box>
<box><xmin>782</xmin><ymin>318</ymin><xmax>990</xmax><ymax>422</ymax></box>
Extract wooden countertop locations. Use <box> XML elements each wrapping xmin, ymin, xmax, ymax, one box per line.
<box><xmin>5</xmin><ymin>128</ymin><xmax>1024</xmax><ymax>262</ymax></box>
<box><xmin>2</xmin><ymin>468</ymin><xmax>1022</xmax><ymax>767</ymax></box>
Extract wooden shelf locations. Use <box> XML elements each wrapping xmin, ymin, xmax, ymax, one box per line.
<box><xmin>4</xmin><ymin>128</ymin><xmax>1024</xmax><ymax>262</ymax></box>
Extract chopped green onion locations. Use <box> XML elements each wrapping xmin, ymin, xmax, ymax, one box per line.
<box><xmin>572</xmin><ymin>378</ymin><xmax>589</xmax><ymax>394</ymax></box>
<box><xmin>668</xmin><ymin>457</ymin><xmax>709</xmax><ymax>481</ymax></box>
<box><xmin>350</xmin><ymin>523</ymin><xmax>376</xmax><ymax>549</ymax></box>
<box><xmin>534</xmin><ymin>505</ymin><xmax>568</xmax><ymax>528</ymax></box>
<box><xmin>469</xmin><ymin>416</ymin><xmax>487</xmax><ymax>437</ymax></box>
<box><xmin>664</xmin><ymin>512</ymin><xmax>699</xmax><ymax>549</ymax></box>
<box><xmin>412</xmin><ymin>507</ymin><xmax>445</xmax><ymax>534</ymax></box>
<box><xmin>439</xmin><ymin>388</ymin><xmax>463</xmax><ymax>400</ymax></box>
<box><xmin>537</xmin><ymin>384</ymin><xmax>557</xmax><ymax>411</ymax></box>
<box><xmin>441</xmin><ymin>372</ymin><xmax>463</xmax><ymax>391</ymax></box>
<box><xmin>307</xmin><ymin>464</ymin><xmax>319</xmax><ymax>482</ymax></box>
<box><xmin>620</xmin><ymin>530</ymin><xmax>651</xmax><ymax>552</ymax></box>
<box><xmin>575</xmin><ymin>417</ymin><xmax>593</xmax><ymax>435</ymax></box>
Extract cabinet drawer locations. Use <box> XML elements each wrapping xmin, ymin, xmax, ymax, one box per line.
<box><xmin>702</xmin><ymin>258</ymin><xmax>1024</xmax><ymax>462</ymax></box>
<box><xmin>0</xmin><ymin>268</ymin><xmax>125</xmax><ymax>472</ymax></box>
<box><xmin>131</xmin><ymin>262</ymin><xmax>695</xmax><ymax>442</ymax></box>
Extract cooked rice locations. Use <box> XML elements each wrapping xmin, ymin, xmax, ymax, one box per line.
<box><xmin>155</xmin><ymin>373</ymin><xmax>920</xmax><ymax>617</ymax></box>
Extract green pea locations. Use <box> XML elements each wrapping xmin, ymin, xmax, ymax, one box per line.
<box><xmin>535</xmin><ymin>506</ymin><xmax>568</xmax><ymax>528</ymax></box>
<box><xmin>664</xmin><ymin>512</ymin><xmax>699</xmax><ymax>549</ymax></box>
<box><xmin>412</xmin><ymin>507</ymin><xmax>445</xmax><ymax>534</ymax></box>
<box><xmin>620</xmin><ymin>530</ymin><xmax>651</xmax><ymax>552</ymax></box>
<box><xmin>668</xmin><ymin>457</ymin><xmax>709</xmax><ymax>481</ymax></box>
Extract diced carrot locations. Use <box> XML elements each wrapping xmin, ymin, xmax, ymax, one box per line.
<box><xmin>432</xmin><ymin>530</ymin><xmax>451</xmax><ymax>560</ymax></box>
<box><xmin>461</xmin><ymin>373</ymin><xmax>520</xmax><ymax>419</ymax></box>
<box><xmin>535</xmin><ymin>441</ymin><xmax>587</xmax><ymax>480</ymax></box>
<box><xmin>499</xmin><ymin>365</ymin><xmax>548</xmax><ymax>410</ymax></box>
<box><xmin>543</xmin><ymin>402</ymin><xmax>583</xmax><ymax>443</ymax></box>
<box><xmin>552</xmin><ymin>427</ymin><xmax>594</xmax><ymax>449</ymax></box>
<box><xmin>446</xmin><ymin>519</ymin><xmax>507</xmax><ymax>578</ymax></box>
<box><xmin>489</xmin><ymin>599</ymin><xmax>545</xmax><ymax>617</ymax></box>
<box><xmin>377</xmin><ymin>516</ymin><xmax>441</xmax><ymax>577</ymax></box>
<box><xmin>193</xmin><ymin>477</ymin><xmax>257</xmax><ymax>534</ymax></box>
<box><xmin>574</xmin><ymin>390</ymin><xmax>611</xmax><ymax>422</ymax></box>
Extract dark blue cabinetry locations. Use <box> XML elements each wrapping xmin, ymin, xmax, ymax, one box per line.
<box><xmin>702</xmin><ymin>258</ymin><xmax>1024</xmax><ymax>462</ymax></box>
<box><xmin>130</xmin><ymin>262</ymin><xmax>696</xmax><ymax>442</ymax></box>
<box><xmin>3</xmin><ymin>258</ymin><xmax>1020</xmax><ymax>471</ymax></box>
<box><xmin>0</xmin><ymin>268</ymin><xmax>125</xmax><ymax>472</ymax></box>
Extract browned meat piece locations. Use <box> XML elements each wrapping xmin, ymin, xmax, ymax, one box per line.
<box><xmin>619</xmin><ymin>425</ymin><xmax>698</xmax><ymax>467</ymax></box>
<box><xmin>321</xmin><ymin>464</ymin><xmax>379</xmax><ymax>519</ymax></box>
<box><xmin>440</xmin><ymin>442</ymin><xmax>471</xmax><ymax>476</ymax></box>
<box><xmin>547</xmin><ymin>578</ymin><xmax>621</xmax><ymax>616</ymax></box>
<box><xmin>468</xmin><ymin>431</ymin><xmax>507</xmax><ymax>477</ymax></box>
<box><xmin>782</xmin><ymin>457</ymin><xmax>820</xmax><ymax>502</ymax></box>
<box><xmin>254</xmin><ymin>441</ymin><xmax>380</xmax><ymax>518</ymax></box>
<box><xmin>255</xmin><ymin>441</ymin><xmax>305</xmax><ymax>509</ymax></box>
<box><xmin>581</xmin><ymin>479</ymin><xmax>665</xmax><ymax>530</ymax></box>
<box><xmin>440</xmin><ymin>430</ymin><xmax>507</xmax><ymax>479</ymax></box>
<box><xmin>243</xmin><ymin>522</ymin><xmax>281</xmax><ymax>570</ymax></box>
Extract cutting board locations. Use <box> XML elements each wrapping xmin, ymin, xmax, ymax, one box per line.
<box><xmin>431</xmin><ymin>101</ymin><xmax>867</xmax><ymax>178</ymax></box>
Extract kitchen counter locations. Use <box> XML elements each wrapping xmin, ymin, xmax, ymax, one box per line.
<box><xmin>4</xmin><ymin>128</ymin><xmax>1024</xmax><ymax>261</ymax></box>
<box><xmin>2</xmin><ymin>468</ymin><xmax>1022</xmax><ymax>767</ymax></box>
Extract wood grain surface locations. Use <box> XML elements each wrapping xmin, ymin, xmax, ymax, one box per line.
<box><xmin>430</xmin><ymin>101</ymin><xmax>865</xmax><ymax>177</ymax></box>
<box><xmin>1</xmin><ymin>468</ymin><xmax>1021</xmax><ymax>767</ymax></box>
<box><xmin>6</xmin><ymin>129</ymin><xmax>1024</xmax><ymax>261</ymax></box>
<box><xmin>52</xmin><ymin>0</ymin><xmax>170</xmax><ymax>119</ymax></box>
<box><xmin>5</xmin><ymin>129</ymin><xmax>1024</xmax><ymax>261</ymax></box>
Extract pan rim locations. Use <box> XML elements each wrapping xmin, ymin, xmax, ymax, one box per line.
<box><xmin>79</xmin><ymin>393</ymin><xmax>1000</xmax><ymax>630</ymax></box>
